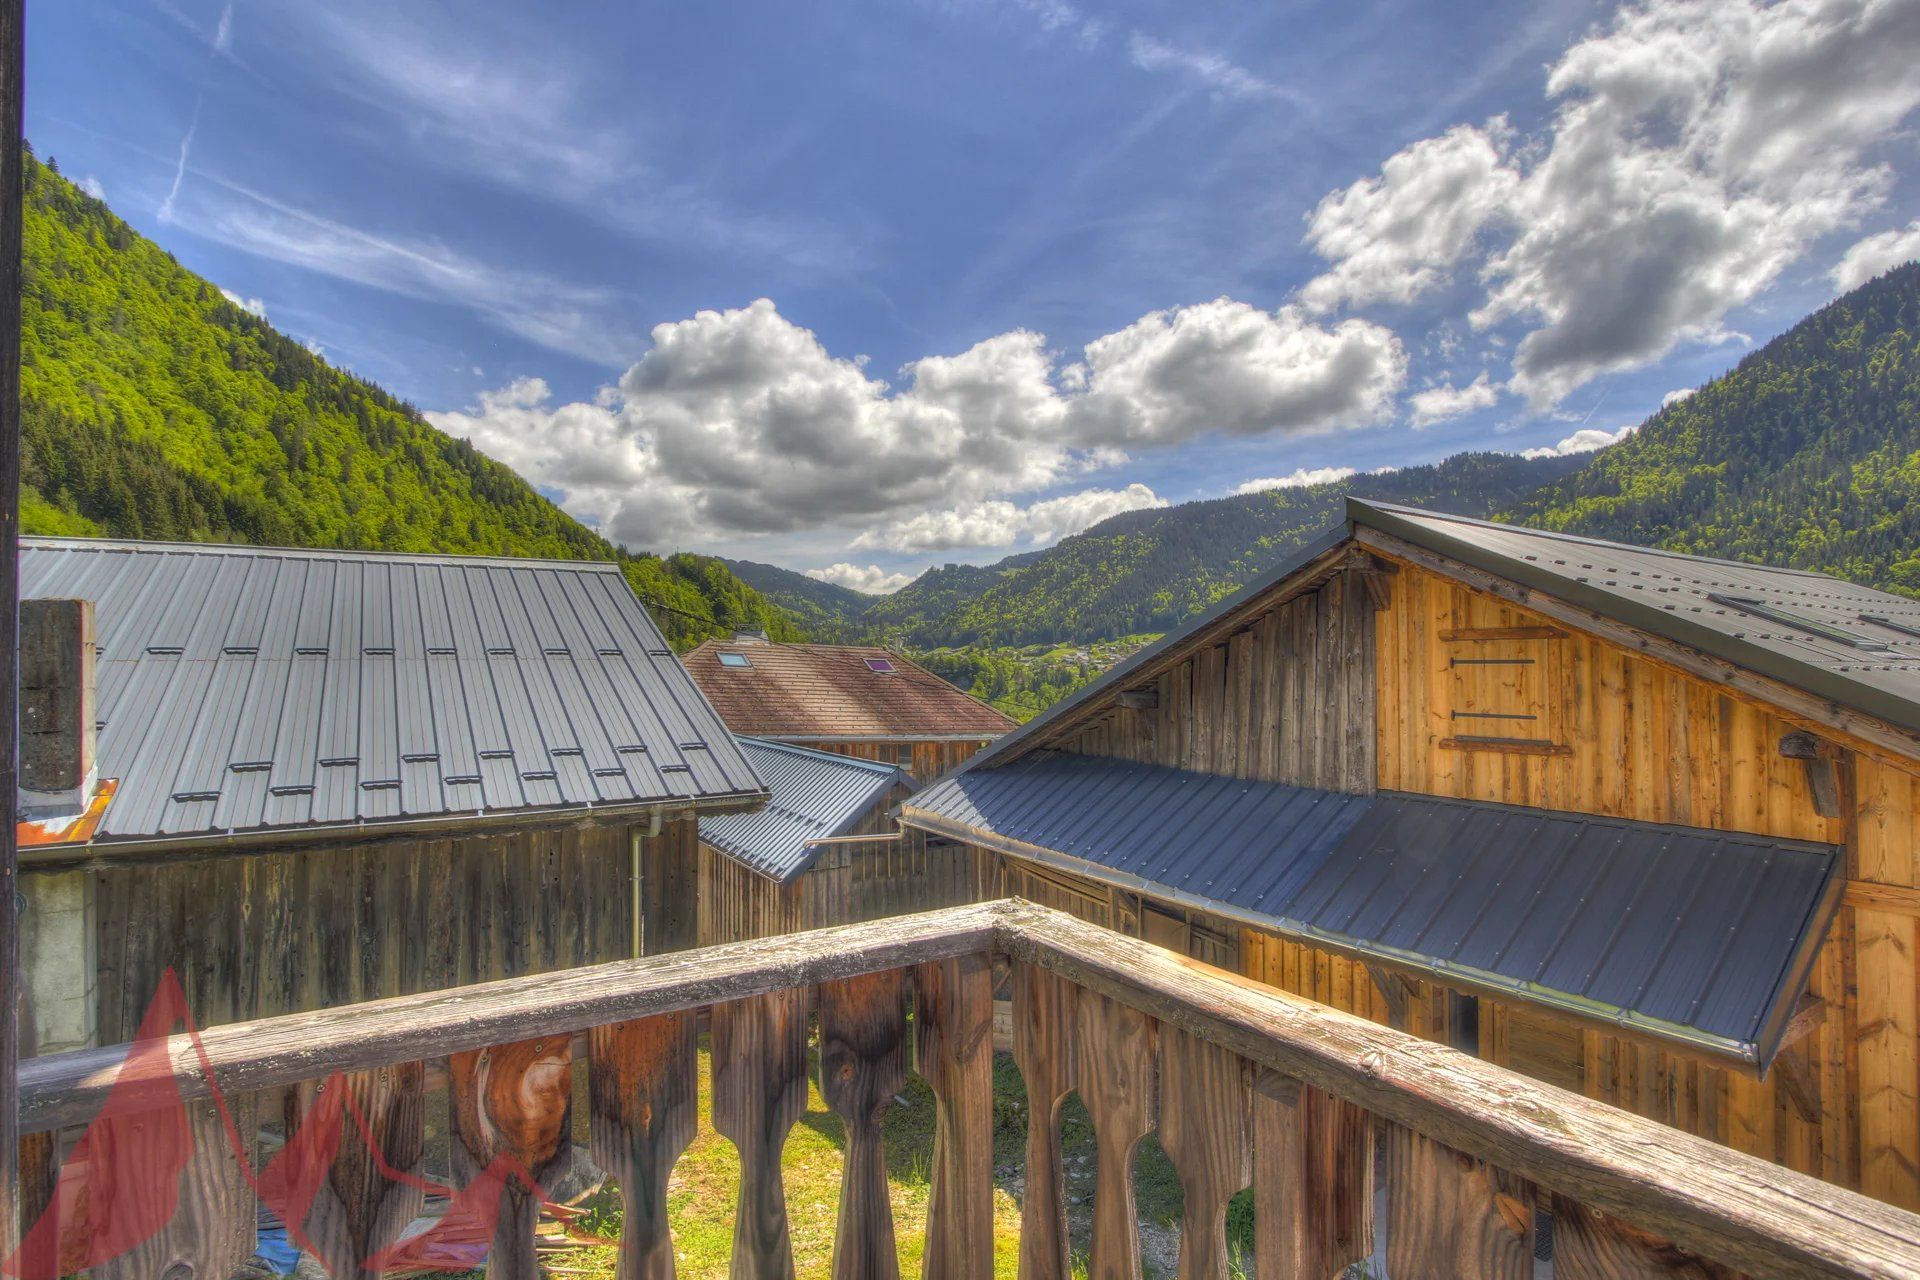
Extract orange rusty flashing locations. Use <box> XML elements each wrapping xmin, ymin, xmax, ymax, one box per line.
<box><xmin>18</xmin><ymin>777</ymin><xmax>118</xmax><ymax>847</ymax></box>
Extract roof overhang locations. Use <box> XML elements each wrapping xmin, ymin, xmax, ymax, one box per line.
<box><xmin>18</xmin><ymin>787</ymin><xmax>768</xmax><ymax>872</ymax></box>
<box><xmin>906</xmin><ymin>802</ymin><xmax>1837</xmax><ymax>1072</ymax></box>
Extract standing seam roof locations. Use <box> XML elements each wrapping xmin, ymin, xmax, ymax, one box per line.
<box><xmin>23</xmin><ymin>539</ymin><xmax>764</xmax><ymax>848</ymax></box>
<box><xmin>698</xmin><ymin>738</ymin><xmax>910</xmax><ymax>882</ymax></box>
<box><xmin>903</xmin><ymin>752</ymin><xmax>1840</xmax><ymax>1065</ymax></box>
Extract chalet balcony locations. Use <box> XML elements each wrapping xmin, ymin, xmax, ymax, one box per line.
<box><xmin>15</xmin><ymin>900</ymin><xmax>1920</xmax><ymax>1280</ymax></box>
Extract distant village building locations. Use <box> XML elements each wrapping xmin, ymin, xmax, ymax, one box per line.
<box><xmin>681</xmin><ymin>634</ymin><xmax>1016</xmax><ymax>781</ymax></box>
<box><xmin>692</xmin><ymin>737</ymin><xmax>973</xmax><ymax>945</ymax></box>
<box><xmin>900</xmin><ymin>499</ymin><xmax>1920</xmax><ymax>1212</ymax></box>
<box><xmin>15</xmin><ymin>538</ymin><xmax>765</xmax><ymax>1053</ymax></box>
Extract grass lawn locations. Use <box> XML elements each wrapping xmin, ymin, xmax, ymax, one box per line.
<box><xmin>543</xmin><ymin>1036</ymin><xmax>1254</xmax><ymax>1279</ymax></box>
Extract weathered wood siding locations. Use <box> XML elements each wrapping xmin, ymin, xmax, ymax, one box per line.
<box><xmin>989</xmin><ymin>852</ymin><xmax>1240</xmax><ymax>972</ymax></box>
<box><xmin>1362</xmin><ymin>557</ymin><xmax>1915</xmax><ymax>1210</ymax></box>
<box><xmin>92</xmin><ymin>820</ymin><xmax>654</xmax><ymax>1044</ymax></box>
<box><xmin>696</xmin><ymin>820</ymin><xmax>982</xmax><ymax>948</ymax></box>
<box><xmin>806</xmin><ymin>738</ymin><xmax>994</xmax><ymax>783</ymax></box>
<box><xmin>1053</xmin><ymin>570</ymin><xmax>1376</xmax><ymax>792</ymax></box>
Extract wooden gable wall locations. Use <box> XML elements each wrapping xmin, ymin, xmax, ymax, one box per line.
<box><xmin>1358</xmin><ymin>554</ymin><xmax>1920</xmax><ymax>1210</ymax></box>
<box><xmin>1050</xmin><ymin>567</ymin><xmax>1377</xmax><ymax>793</ymax></box>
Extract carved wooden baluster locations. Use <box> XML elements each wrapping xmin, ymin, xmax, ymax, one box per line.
<box><xmin>914</xmin><ymin>953</ymin><xmax>994</xmax><ymax>1280</ymax></box>
<box><xmin>1550</xmin><ymin>1193</ymin><xmax>1745</xmax><ymax>1280</ymax></box>
<box><xmin>590</xmin><ymin>1012</ymin><xmax>698</xmax><ymax>1280</ymax></box>
<box><xmin>448</xmin><ymin>1036</ymin><xmax>575</xmax><ymax>1280</ymax></box>
<box><xmin>1157</xmin><ymin>1028</ymin><xmax>1250</xmax><ymax>1280</ymax></box>
<box><xmin>1385</xmin><ymin>1123</ymin><xmax>1534</xmax><ymax>1280</ymax></box>
<box><xmin>16</xmin><ymin>1127</ymin><xmax>58</xmax><ymax>1276</ymax></box>
<box><xmin>93</xmin><ymin>1092</ymin><xmax>257</xmax><ymax>1280</ymax></box>
<box><xmin>819</xmin><ymin>969</ymin><xmax>909</xmax><ymax>1280</ymax></box>
<box><xmin>290</xmin><ymin>1064</ymin><xmax>426</xmax><ymax>1280</ymax></box>
<box><xmin>1074</xmin><ymin>990</ymin><xmax>1155</xmax><ymax>1280</ymax></box>
<box><xmin>711</xmin><ymin>988</ymin><xmax>809</xmax><ymax>1280</ymax></box>
<box><xmin>1012</xmin><ymin>964</ymin><xmax>1077</xmax><ymax>1280</ymax></box>
<box><xmin>1253</xmin><ymin>1074</ymin><xmax>1376</xmax><ymax>1280</ymax></box>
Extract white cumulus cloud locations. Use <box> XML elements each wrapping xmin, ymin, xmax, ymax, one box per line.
<box><xmin>78</xmin><ymin>175</ymin><xmax>105</xmax><ymax>200</ymax></box>
<box><xmin>1301</xmin><ymin>122</ymin><xmax>1520</xmax><ymax>313</ymax></box>
<box><xmin>804</xmin><ymin>563</ymin><xmax>915</xmax><ymax>595</ymax></box>
<box><xmin>219</xmin><ymin>287</ymin><xmax>266</xmax><ymax>319</ymax></box>
<box><xmin>1832</xmin><ymin>220</ymin><xmax>1920</xmax><ymax>291</ymax></box>
<box><xmin>855</xmin><ymin>483</ymin><xmax>1167</xmax><ymax>553</ymax></box>
<box><xmin>429</xmin><ymin>297</ymin><xmax>1401</xmax><ymax>550</ymax></box>
<box><xmin>1519</xmin><ymin>424</ymin><xmax>1638</xmax><ymax>459</ymax></box>
<box><xmin>1662</xmin><ymin>386</ymin><xmax>1697</xmax><ymax>407</ymax></box>
<box><xmin>1303</xmin><ymin>0</ymin><xmax>1920</xmax><ymax>408</ymax></box>
<box><xmin>1234</xmin><ymin>467</ymin><xmax>1359</xmax><ymax>494</ymax></box>
<box><xmin>1408</xmin><ymin>372</ymin><xmax>1501</xmax><ymax>427</ymax></box>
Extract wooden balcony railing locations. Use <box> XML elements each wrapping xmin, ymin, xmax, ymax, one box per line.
<box><xmin>16</xmin><ymin>899</ymin><xmax>1920</xmax><ymax>1280</ymax></box>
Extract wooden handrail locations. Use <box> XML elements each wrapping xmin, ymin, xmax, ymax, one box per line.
<box><xmin>17</xmin><ymin>901</ymin><xmax>1002</xmax><ymax>1132</ymax></box>
<box><xmin>996</xmin><ymin>900</ymin><xmax>1920</xmax><ymax>1279</ymax></box>
<box><xmin>14</xmin><ymin>898</ymin><xmax>1920</xmax><ymax>1280</ymax></box>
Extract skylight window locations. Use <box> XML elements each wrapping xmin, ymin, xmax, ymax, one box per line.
<box><xmin>1860</xmin><ymin>614</ymin><xmax>1920</xmax><ymax>641</ymax></box>
<box><xmin>717</xmin><ymin>651</ymin><xmax>752</xmax><ymax>668</ymax></box>
<box><xmin>865</xmin><ymin>657</ymin><xmax>897</xmax><ymax>673</ymax></box>
<box><xmin>1709</xmin><ymin>595</ymin><xmax>1889</xmax><ymax>651</ymax></box>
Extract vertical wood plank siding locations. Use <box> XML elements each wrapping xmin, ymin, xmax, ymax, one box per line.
<box><xmin>695</xmin><ymin>821</ymin><xmax>986</xmax><ymax>948</ymax></box>
<box><xmin>807</xmin><ymin>739</ymin><xmax>993</xmax><ymax>784</ymax></box>
<box><xmin>1055</xmin><ymin>571</ymin><xmax>1377</xmax><ymax>794</ymax></box>
<box><xmin>93</xmin><ymin>820</ymin><xmax>652</xmax><ymax>1043</ymax></box>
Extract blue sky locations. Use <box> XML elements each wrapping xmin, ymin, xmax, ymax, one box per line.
<box><xmin>29</xmin><ymin>0</ymin><xmax>1920</xmax><ymax>591</ymax></box>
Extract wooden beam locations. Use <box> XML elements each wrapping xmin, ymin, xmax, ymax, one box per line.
<box><xmin>1780</xmin><ymin>732</ymin><xmax>1844</xmax><ymax>817</ymax></box>
<box><xmin>0</xmin><ymin>0</ymin><xmax>24</xmax><ymax>1250</ymax></box>
<box><xmin>1845</xmin><ymin>880</ymin><xmax>1920</xmax><ymax>917</ymax></box>
<box><xmin>18</xmin><ymin>902</ymin><xmax>1004</xmax><ymax>1132</ymax></box>
<box><xmin>1439</xmin><ymin>736</ymin><xmax>1574</xmax><ymax>757</ymax></box>
<box><xmin>1356</xmin><ymin>526</ymin><xmax>1920</xmax><ymax>771</ymax></box>
<box><xmin>1364</xmin><ymin>962</ymin><xmax>1413</xmax><ymax>1031</ymax></box>
<box><xmin>1776</xmin><ymin>994</ymin><xmax>1827</xmax><ymax>1050</ymax></box>
<box><xmin>1440</xmin><ymin>625</ymin><xmax>1566</xmax><ymax>642</ymax></box>
<box><xmin>1116</xmin><ymin>688</ymin><xmax>1158</xmax><ymax>712</ymax></box>
<box><xmin>994</xmin><ymin>900</ymin><xmax>1920</xmax><ymax>1280</ymax></box>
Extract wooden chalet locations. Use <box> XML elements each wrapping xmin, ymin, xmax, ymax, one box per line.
<box><xmin>682</xmin><ymin>633</ymin><xmax>1016</xmax><ymax>781</ymax></box>
<box><xmin>13</xmin><ymin>538</ymin><xmax>766</xmax><ymax>1054</ymax></box>
<box><xmin>691</xmin><ymin>737</ymin><xmax>975</xmax><ymax>945</ymax></box>
<box><xmin>900</xmin><ymin>499</ymin><xmax>1920</xmax><ymax>1212</ymax></box>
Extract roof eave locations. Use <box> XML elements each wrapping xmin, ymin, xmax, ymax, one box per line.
<box><xmin>21</xmin><ymin>788</ymin><xmax>769</xmax><ymax>870</ymax></box>
<box><xmin>901</xmin><ymin>803</ymin><xmax>1768</xmax><ymax>1072</ymax></box>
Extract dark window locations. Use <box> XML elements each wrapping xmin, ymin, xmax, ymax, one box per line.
<box><xmin>865</xmin><ymin>656</ymin><xmax>897</xmax><ymax>673</ymax></box>
<box><xmin>717</xmin><ymin>651</ymin><xmax>752</xmax><ymax>668</ymax></box>
<box><xmin>1447</xmin><ymin>990</ymin><xmax>1481</xmax><ymax>1055</ymax></box>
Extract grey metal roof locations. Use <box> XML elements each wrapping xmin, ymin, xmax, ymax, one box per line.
<box><xmin>904</xmin><ymin>753</ymin><xmax>1841</xmax><ymax>1066</ymax></box>
<box><xmin>698</xmin><ymin>738</ymin><xmax>909</xmax><ymax>882</ymax></box>
<box><xmin>22</xmin><ymin>538</ymin><xmax>765</xmax><ymax>850</ymax></box>
<box><xmin>1354</xmin><ymin>499</ymin><xmax>1920</xmax><ymax>740</ymax></box>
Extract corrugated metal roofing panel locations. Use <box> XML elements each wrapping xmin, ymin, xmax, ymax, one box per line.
<box><xmin>903</xmin><ymin>754</ymin><xmax>1840</xmax><ymax>1063</ymax></box>
<box><xmin>698</xmin><ymin>738</ymin><xmax>908</xmax><ymax>883</ymax></box>
<box><xmin>24</xmin><ymin>538</ymin><xmax>764</xmax><ymax>849</ymax></box>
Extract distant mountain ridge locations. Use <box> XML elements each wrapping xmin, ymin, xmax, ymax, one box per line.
<box><xmin>732</xmin><ymin>450</ymin><xmax>1583</xmax><ymax>647</ymax></box>
<box><xmin>18</xmin><ymin>148</ymin><xmax>799</xmax><ymax>648</ymax></box>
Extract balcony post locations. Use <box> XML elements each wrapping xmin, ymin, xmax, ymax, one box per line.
<box><xmin>914</xmin><ymin>953</ymin><xmax>994</xmax><ymax>1280</ymax></box>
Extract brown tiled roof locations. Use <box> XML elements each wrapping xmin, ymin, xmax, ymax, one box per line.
<box><xmin>681</xmin><ymin>640</ymin><xmax>1017</xmax><ymax>740</ymax></box>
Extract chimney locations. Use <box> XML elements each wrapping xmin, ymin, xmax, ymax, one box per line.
<box><xmin>19</xmin><ymin>598</ymin><xmax>97</xmax><ymax>819</ymax></box>
<box><xmin>730</xmin><ymin>628</ymin><xmax>771</xmax><ymax>645</ymax></box>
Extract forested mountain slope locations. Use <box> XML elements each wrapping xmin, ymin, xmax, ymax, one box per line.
<box><xmin>861</xmin><ymin>452</ymin><xmax>1582</xmax><ymax>646</ymax></box>
<box><xmin>722</xmin><ymin>558</ymin><xmax>875</xmax><ymax>639</ymax></box>
<box><xmin>19</xmin><ymin>149</ymin><xmax>799</xmax><ymax>647</ymax></box>
<box><xmin>1508</xmin><ymin>262</ymin><xmax>1920</xmax><ymax>591</ymax></box>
